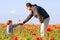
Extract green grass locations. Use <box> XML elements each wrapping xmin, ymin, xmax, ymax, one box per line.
<box><xmin>0</xmin><ymin>25</ymin><xmax>60</xmax><ymax>40</ymax></box>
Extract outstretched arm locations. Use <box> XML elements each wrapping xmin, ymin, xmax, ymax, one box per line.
<box><xmin>23</xmin><ymin>11</ymin><xmax>33</xmax><ymax>24</ymax></box>
<box><xmin>13</xmin><ymin>24</ymin><xmax>20</xmax><ymax>28</ymax></box>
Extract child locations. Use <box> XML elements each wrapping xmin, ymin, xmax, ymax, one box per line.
<box><xmin>6</xmin><ymin>20</ymin><xmax>20</xmax><ymax>35</ymax></box>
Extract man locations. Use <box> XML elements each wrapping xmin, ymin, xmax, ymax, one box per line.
<box><xmin>21</xmin><ymin>3</ymin><xmax>50</xmax><ymax>37</ymax></box>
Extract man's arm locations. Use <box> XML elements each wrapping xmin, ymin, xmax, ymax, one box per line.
<box><xmin>39</xmin><ymin>16</ymin><xmax>44</xmax><ymax>23</ymax></box>
<box><xmin>23</xmin><ymin>11</ymin><xmax>33</xmax><ymax>24</ymax></box>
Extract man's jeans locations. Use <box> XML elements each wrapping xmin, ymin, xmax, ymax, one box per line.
<box><xmin>40</xmin><ymin>17</ymin><xmax>50</xmax><ymax>37</ymax></box>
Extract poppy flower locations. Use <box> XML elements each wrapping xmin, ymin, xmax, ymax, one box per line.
<box><xmin>50</xmin><ymin>38</ymin><xmax>55</xmax><ymax>40</ymax></box>
<box><xmin>32</xmin><ymin>34</ymin><xmax>36</xmax><ymax>36</ymax></box>
<box><xmin>36</xmin><ymin>38</ymin><xmax>42</xmax><ymax>40</ymax></box>
<box><xmin>46</xmin><ymin>27</ymin><xmax>52</xmax><ymax>33</ymax></box>
<box><xmin>2</xmin><ymin>24</ymin><xmax>7</xmax><ymax>28</ymax></box>
<box><xmin>56</xmin><ymin>27</ymin><xmax>60</xmax><ymax>30</ymax></box>
<box><xmin>13</xmin><ymin>36</ymin><xmax>18</xmax><ymax>40</ymax></box>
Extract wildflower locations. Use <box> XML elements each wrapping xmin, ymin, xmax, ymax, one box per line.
<box><xmin>32</xmin><ymin>33</ymin><xmax>36</xmax><ymax>36</ymax></box>
<box><xmin>36</xmin><ymin>38</ymin><xmax>42</xmax><ymax>40</ymax></box>
<box><xmin>46</xmin><ymin>27</ymin><xmax>51</xmax><ymax>33</ymax></box>
<box><xmin>13</xmin><ymin>36</ymin><xmax>18</xmax><ymax>40</ymax></box>
<box><xmin>50</xmin><ymin>38</ymin><xmax>55</xmax><ymax>40</ymax></box>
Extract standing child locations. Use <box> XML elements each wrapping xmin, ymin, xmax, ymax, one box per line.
<box><xmin>6</xmin><ymin>20</ymin><xmax>20</xmax><ymax>35</ymax></box>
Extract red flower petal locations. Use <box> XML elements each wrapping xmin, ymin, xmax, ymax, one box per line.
<box><xmin>50</xmin><ymin>38</ymin><xmax>55</xmax><ymax>40</ymax></box>
<box><xmin>46</xmin><ymin>27</ymin><xmax>51</xmax><ymax>33</ymax></box>
<box><xmin>13</xmin><ymin>36</ymin><xmax>18</xmax><ymax>40</ymax></box>
<box><xmin>32</xmin><ymin>34</ymin><xmax>36</xmax><ymax>36</ymax></box>
<box><xmin>36</xmin><ymin>38</ymin><xmax>42</xmax><ymax>40</ymax></box>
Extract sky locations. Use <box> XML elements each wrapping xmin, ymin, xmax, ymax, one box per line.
<box><xmin>0</xmin><ymin>0</ymin><xmax>60</xmax><ymax>24</ymax></box>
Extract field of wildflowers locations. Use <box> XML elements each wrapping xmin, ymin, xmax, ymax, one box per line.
<box><xmin>0</xmin><ymin>24</ymin><xmax>60</xmax><ymax>40</ymax></box>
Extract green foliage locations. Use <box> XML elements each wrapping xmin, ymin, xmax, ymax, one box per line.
<box><xmin>0</xmin><ymin>25</ymin><xmax>60</xmax><ymax>40</ymax></box>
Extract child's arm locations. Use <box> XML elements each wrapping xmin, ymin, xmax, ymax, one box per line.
<box><xmin>13</xmin><ymin>24</ymin><xmax>20</xmax><ymax>28</ymax></box>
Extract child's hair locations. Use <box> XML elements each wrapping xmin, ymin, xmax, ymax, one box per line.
<box><xmin>7</xmin><ymin>20</ymin><xmax>12</xmax><ymax>25</ymax></box>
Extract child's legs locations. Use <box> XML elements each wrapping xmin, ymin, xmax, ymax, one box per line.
<box><xmin>7</xmin><ymin>33</ymin><xmax>14</xmax><ymax>40</ymax></box>
<box><xmin>40</xmin><ymin>18</ymin><xmax>50</xmax><ymax>37</ymax></box>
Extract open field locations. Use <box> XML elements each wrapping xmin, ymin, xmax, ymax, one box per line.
<box><xmin>0</xmin><ymin>24</ymin><xmax>60</xmax><ymax>40</ymax></box>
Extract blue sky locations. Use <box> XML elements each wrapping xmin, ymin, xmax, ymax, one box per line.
<box><xmin>0</xmin><ymin>0</ymin><xmax>60</xmax><ymax>24</ymax></box>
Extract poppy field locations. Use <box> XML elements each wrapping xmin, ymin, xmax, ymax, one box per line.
<box><xmin>0</xmin><ymin>24</ymin><xmax>60</xmax><ymax>40</ymax></box>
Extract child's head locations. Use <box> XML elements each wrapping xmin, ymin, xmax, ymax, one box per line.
<box><xmin>7</xmin><ymin>20</ymin><xmax>12</xmax><ymax>25</ymax></box>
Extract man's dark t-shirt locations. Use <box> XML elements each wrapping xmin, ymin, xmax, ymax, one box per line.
<box><xmin>23</xmin><ymin>5</ymin><xmax>50</xmax><ymax>23</ymax></box>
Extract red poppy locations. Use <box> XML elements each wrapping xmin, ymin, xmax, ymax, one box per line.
<box><xmin>1</xmin><ymin>24</ymin><xmax>7</xmax><ymax>28</ymax></box>
<box><xmin>56</xmin><ymin>26</ymin><xmax>60</xmax><ymax>30</ymax></box>
<box><xmin>32</xmin><ymin>34</ymin><xmax>36</xmax><ymax>36</ymax></box>
<box><xmin>46</xmin><ymin>27</ymin><xmax>51</xmax><ymax>33</ymax></box>
<box><xmin>36</xmin><ymin>38</ymin><xmax>42</xmax><ymax>40</ymax></box>
<box><xmin>50</xmin><ymin>38</ymin><xmax>55</xmax><ymax>40</ymax></box>
<box><xmin>13</xmin><ymin>36</ymin><xmax>18</xmax><ymax>40</ymax></box>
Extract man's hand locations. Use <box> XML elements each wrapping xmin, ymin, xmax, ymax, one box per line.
<box><xmin>19</xmin><ymin>23</ymin><xmax>24</xmax><ymax>25</ymax></box>
<box><xmin>19</xmin><ymin>23</ymin><xmax>24</xmax><ymax>27</ymax></box>
<box><xmin>19</xmin><ymin>22</ymin><xmax>24</xmax><ymax>25</ymax></box>
<box><xmin>18</xmin><ymin>20</ymin><xmax>24</xmax><ymax>25</ymax></box>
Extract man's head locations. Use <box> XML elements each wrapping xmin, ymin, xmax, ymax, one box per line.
<box><xmin>7</xmin><ymin>20</ymin><xmax>12</xmax><ymax>25</ymax></box>
<box><xmin>26</xmin><ymin>3</ymin><xmax>33</xmax><ymax>11</ymax></box>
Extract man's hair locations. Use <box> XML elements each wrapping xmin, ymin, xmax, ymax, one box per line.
<box><xmin>26</xmin><ymin>3</ymin><xmax>37</xmax><ymax>7</ymax></box>
<box><xmin>26</xmin><ymin>3</ymin><xmax>32</xmax><ymax>7</ymax></box>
